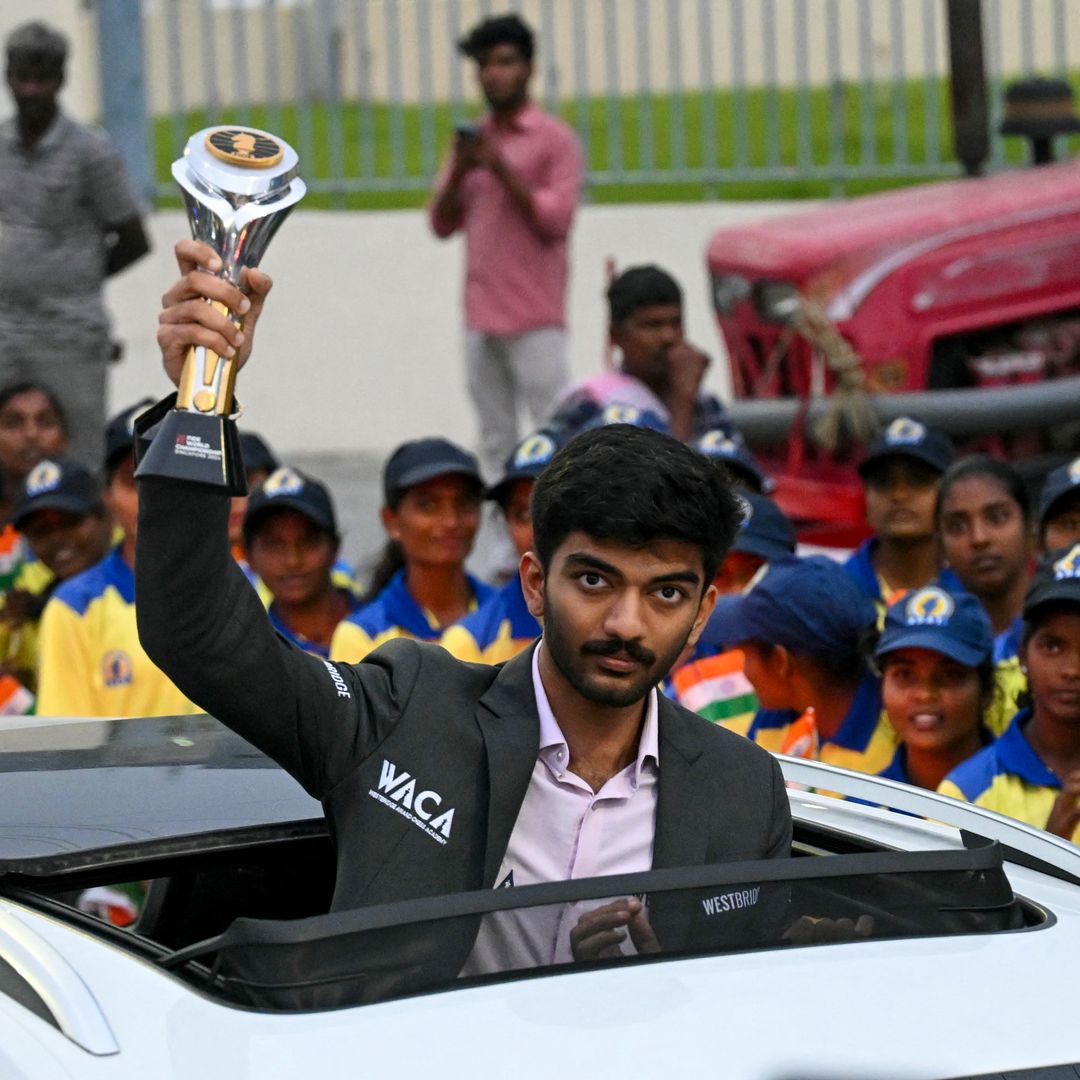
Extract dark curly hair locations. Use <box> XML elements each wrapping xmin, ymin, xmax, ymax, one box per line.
<box><xmin>530</xmin><ymin>424</ymin><xmax>742</xmax><ymax>591</ymax></box>
<box><xmin>458</xmin><ymin>14</ymin><xmax>534</xmax><ymax>62</ymax></box>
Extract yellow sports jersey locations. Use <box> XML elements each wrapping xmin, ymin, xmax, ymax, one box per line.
<box><xmin>37</xmin><ymin>547</ymin><xmax>199</xmax><ymax>718</ymax></box>
<box><xmin>938</xmin><ymin>710</ymin><xmax>1080</xmax><ymax>845</ymax></box>
<box><xmin>985</xmin><ymin>655</ymin><xmax>1025</xmax><ymax>737</ymax></box>
<box><xmin>439</xmin><ymin>577</ymin><xmax>540</xmax><ymax>666</ymax></box>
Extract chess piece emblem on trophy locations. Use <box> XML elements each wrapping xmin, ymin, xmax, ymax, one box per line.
<box><xmin>134</xmin><ymin>126</ymin><xmax>305</xmax><ymax>493</ymax></box>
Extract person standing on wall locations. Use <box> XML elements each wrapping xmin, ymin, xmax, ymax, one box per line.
<box><xmin>429</xmin><ymin>13</ymin><xmax>583</xmax><ymax>481</ymax></box>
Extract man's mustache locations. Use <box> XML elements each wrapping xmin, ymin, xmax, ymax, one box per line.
<box><xmin>582</xmin><ymin>637</ymin><xmax>656</xmax><ymax>665</ymax></box>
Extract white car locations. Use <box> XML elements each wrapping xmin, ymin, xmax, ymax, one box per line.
<box><xmin>1</xmin><ymin>713</ymin><xmax>1078</xmax><ymax>1080</ymax></box>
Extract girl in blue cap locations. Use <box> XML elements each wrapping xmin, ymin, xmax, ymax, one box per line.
<box><xmin>940</xmin><ymin>543</ymin><xmax>1080</xmax><ymax>843</ymax></box>
<box><xmin>875</xmin><ymin>587</ymin><xmax>995</xmax><ymax>791</ymax></box>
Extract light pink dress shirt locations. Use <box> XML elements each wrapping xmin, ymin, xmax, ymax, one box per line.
<box><xmin>460</xmin><ymin>643</ymin><xmax>659</xmax><ymax>975</ymax></box>
<box><xmin>429</xmin><ymin>102</ymin><xmax>583</xmax><ymax>336</ymax></box>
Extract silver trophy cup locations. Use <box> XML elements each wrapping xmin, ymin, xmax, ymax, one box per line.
<box><xmin>135</xmin><ymin>126</ymin><xmax>306</xmax><ymax>493</ymax></box>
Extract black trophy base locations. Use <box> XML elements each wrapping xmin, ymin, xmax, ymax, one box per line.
<box><xmin>134</xmin><ymin>407</ymin><xmax>247</xmax><ymax>496</ymax></box>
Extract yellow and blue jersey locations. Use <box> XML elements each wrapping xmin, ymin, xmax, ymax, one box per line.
<box><xmin>938</xmin><ymin>709</ymin><xmax>1080</xmax><ymax>843</ymax></box>
<box><xmin>748</xmin><ymin>674</ymin><xmax>898</xmax><ymax>775</ymax></box>
<box><xmin>330</xmin><ymin>568</ymin><xmax>496</xmax><ymax>664</ymax></box>
<box><xmin>440</xmin><ymin>575</ymin><xmax>539</xmax><ymax>664</ymax></box>
<box><xmin>37</xmin><ymin>547</ymin><xmax>199</xmax><ymax>718</ymax></box>
<box><xmin>844</xmin><ymin>538</ymin><xmax>962</xmax><ymax>624</ymax></box>
<box><xmin>992</xmin><ymin>615</ymin><xmax>1023</xmax><ymax>663</ymax></box>
<box><xmin>267</xmin><ymin>592</ymin><xmax>356</xmax><ymax>660</ymax></box>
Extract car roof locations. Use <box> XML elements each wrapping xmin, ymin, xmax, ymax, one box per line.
<box><xmin>0</xmin><ymin>714</ymin><xmax>321</xmax><ymax>876</ymax></box>
<box><xmin>706</xmin><ymin>159</ymin><xmax>1080</xmax><ymax>280</ymax></box>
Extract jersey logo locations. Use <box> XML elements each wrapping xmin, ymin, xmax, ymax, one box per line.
<box><xmin>25</xmin><ymin>460</ymin><xmax>62</xmax><ymax>496</ymax></box>
<box><xmin>102</xmin><ymin>651</ymin><xmax>133</xmax><ymax>688</ymax></box>
<box><xmin>904</xmin><ymin>587</ymin><xmax>954</xmax><ymax>626</ymax></box>
<box><xmin>368</xmin><ymin>759</ymin><xmax>455</xmax><ymax>844</ymax></box>
<box><xmin>1053</xmin><ymin>544</ymin><xmax>1080</xmax><ymax>581</ymax></box>
<box><xmin>513</xmin><ymin>433</ymin><xmax>557</xmax><ymax>469</ymax></box>
<box><xmin>600</xmin><ymin>404</ymin><xmax>642</xmax><ymax>425</ymax></box>
<box><xmin>883</xmin><ymin>416</ymin><xmax>926</xmax><ymax>446</ymax></box>
<box><xmin>262</xmin><ymin>467</ymin><xmax>305</xmax><ymax>497</ymax></box>
<box><xmin>205</xmin><ymin>127</ymin><xmax>284</xmax><ymax>169</ymax></box>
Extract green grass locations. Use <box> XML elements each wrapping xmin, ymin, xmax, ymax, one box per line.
<box><xmin>153</xmin><ymin>74</ymin><xmax>1080</xmax><ymax>209</ymax></box>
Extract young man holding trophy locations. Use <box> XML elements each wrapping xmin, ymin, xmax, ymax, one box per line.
<box><xmin>135</xmin><ymin>126</ymin><xmax>789</xmax><ymax>988</ymax></box>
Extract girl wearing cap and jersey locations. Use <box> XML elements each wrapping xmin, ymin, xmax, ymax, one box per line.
<box><xmin>939</xmin><ymin>544</ymin><xmax>1080</xmax><ymax>844</ymax></box>
<box><xmin>875</xmin><ymin>587</ymin><xmax>995</xmax><ymax>791</ymax></box>
<box><xmin>330</xmin><ymin>438</ymin><xmax>494</xmax><ymax>663</ymax></box>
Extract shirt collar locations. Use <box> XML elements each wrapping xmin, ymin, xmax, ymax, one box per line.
<box><xmin>996</xmin><ymin>709</ymin><xmax>1061</xmax><ymax>789</ymax></box>
<box><xmin>485</xmin><ymin>100</ymin><xmax>541</xmax><ymax>134</ymax></box>
<box><xmin>531</xmin><ymin>640</ymin><xmax>659</xmax><ymax>783</ymax></box>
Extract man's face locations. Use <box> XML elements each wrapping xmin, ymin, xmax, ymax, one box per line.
<box><xmin>502</xmin><ymin>478</ymin><xmax>535</xmax><ymax>558</ymax></box>
<box><xmin>247</xmin><ymin>509</ymin><xmax>338</xmax><ymax>607</ymax></box>
<box><xmin>523</xmin><ymin>532</ymin><xmax>715</xmax><ymax>708</ymax></box>
<box><xmin>0</xmin><ymin>390</ymin><xmax>67</xmax><ymax>480</ymax></box>
<box><xmin>862</xmin><ymin>456</ymin><xmax>940</xmax><ymax>543</ymax></box>
<box><xmin>21</xmin><ymin>507</ymin><xmax>110</xmax><ymax>581</ymax></box>
<box><xmin>475</xmin><ymin>43</ymin><xmax>531</xmax><ymax>111</ymax></box>
<box><xmin>611</xmin><ymin>303</ymin><xmax>684</xmax><ymax>392</ymax></box>
<box><xmin>104</xmin><ymin>455</ymin><xmax>138</xmax><ymax>543</ymax></box>
<box><xmin>6</xmin><ymin>61</ymin><xmax>61</xmax><ymax>128</ymax></box>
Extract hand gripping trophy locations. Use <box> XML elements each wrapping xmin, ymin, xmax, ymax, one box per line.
<box><xmin>135</xmin><ymin>127</ymin><xmax>305</xmax><ymax>493</ymax></box>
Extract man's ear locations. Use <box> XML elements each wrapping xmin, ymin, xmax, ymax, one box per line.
<box><xmin>520</xmin><ymin>551</ymin><xmax>546</xmax><ymax>619</ymax></box>
<box><xmin>685</xmin><ymin>583</ymin><xmax>717</xmax><ymax>651</ymax></box>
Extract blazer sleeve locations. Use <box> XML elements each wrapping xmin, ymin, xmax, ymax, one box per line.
<box><xmin>136</xmin><ymin>472</ymin><xmax>421</xmax><ymax>799</ymax></box>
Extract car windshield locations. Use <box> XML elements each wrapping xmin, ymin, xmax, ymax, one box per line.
<box><xmin>163</xmin><ymin>835</ymin><xmax>1027</xmax><ymax>1012</ymax></box>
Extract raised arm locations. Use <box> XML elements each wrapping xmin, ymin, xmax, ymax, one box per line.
<box><xmin>137</xmin><ymin>242</ymin><xmax>416</xmax><ymax>796</ymax></box>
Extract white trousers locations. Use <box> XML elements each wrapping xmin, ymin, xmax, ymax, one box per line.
<box><xmin>465</xmin><ymin>327</ymin><xmax>570</xmax><ymax>479</ymax></box>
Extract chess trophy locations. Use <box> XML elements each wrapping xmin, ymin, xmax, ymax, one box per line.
<box><xmin>135</xmin><ymin>127</ymin><xmax>306</xmax><ymax>493</ymax></box>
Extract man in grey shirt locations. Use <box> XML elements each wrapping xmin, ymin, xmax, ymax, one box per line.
<box><xmin>0</xmin><ymin>22</ymin><xmax>149</xmax><ymax>466</ymax></box>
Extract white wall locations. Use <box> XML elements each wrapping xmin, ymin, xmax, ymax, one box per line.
<box><xmin>103</xmin><ymin>200</ymin><xmax>811</xmax><ymax>457</ymax></box>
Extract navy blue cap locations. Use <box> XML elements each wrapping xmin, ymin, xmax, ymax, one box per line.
<box><xmin>876</xmin><ymin>587</ymin><xmax>994</xmax><ymax>667</ymax></box>
<box><xmin>245</xmin><ymin>466</ymin><xmax>338</xmax><ymax>537</ymax></box>
<box><xmin>858</xmin><ymin>416</ymin><xmax>953</xmax><ymax>478</ymax></box>
<box><xmin>712</xmin><ymin>556</ymin><xmax>877</xmax><ymax>660</ymax></box>
<box><xmin>580</xmin><ymin>403</ymin><xmax>670</xmax><ymax>435</ymax></box>
<box><xmin>695</xmin><ymin>429</ymin><xmax>772</xmax><ymax>494</ymax></box>
<box><xmin>239</xmin><ymin>431</ymin><xmax>279</xmax><ymax>477</ymax></box>
<box><xmin>105</xmin><ymin>398</ymin><xmax>156</xmax><ymax>471</ymax></box>
<box><xmin>1024</xmin><ymin>543</ymin><xmax>1080</xmax><ymax>617</ymax></box>
<box><xmin>1038</xmin><ymin>456</ymin><xmax>1080</xmax><ymax>526</ymax></box>
<box><xmin>383</xmin><ymin>438</ymin><xmax>483</xmax><ymax>507</ymax></box>
<box><xmin>487</xmin><ymin>429</ymin><xmax>560</xmax><ymax>504</ymax></box>
<box><xmin>731</xmin><ymin>493</ymin><xmax>796</xmax><ymax>562</ymax></box>
<box><xmin>10</xmin><ymin>458</ymin><xmax>101</xmax><ymax>528</ymax></box>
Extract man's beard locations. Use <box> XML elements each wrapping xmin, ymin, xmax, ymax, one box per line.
<box><xmin>542</xmin><ymin>590</ymin><xmax>691</xmax><ymax>708</ymax></box>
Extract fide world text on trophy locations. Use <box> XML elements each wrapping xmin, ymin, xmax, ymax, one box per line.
<box><xmin>135</xmin><ymin>126</ymin><xmax>306</xmax><ymax>493</ymax></box>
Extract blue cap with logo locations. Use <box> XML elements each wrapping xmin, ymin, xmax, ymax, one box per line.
<box><xmin>487</xmin><ymin>428</ymin><xmax>560</xmax><ymax>504</ymax></box>
<box><xmin>695</xmin><ymin>429</ymin><xmax>772</xmax><ymax>494</ymax></box>
<box><xmin>580</xmin><ymin>403</ymin><xmax>670</xmax><ymax>435</ymax></box>
<box><xmin>731</xmin><ymin>493</ymin><xmax>796</xmax><ymax>562</ymax></box>
<box><xmin>244</xmin><ymin>466</ymin><xmax>338</xmax><ymax>537</ymax></box>
<box><xmin>1025</xmin><ymin>543</ymin><xmax>1080</xmax><ymax>617</ymax></box>
<box><xmin>858</xmin><ymin>416</ymin><xmax>954</xmax><ymax>478</ymax></box>
<box><xmin>712</xmin><ymin>555</ymin><xmax>877</xmax><ymax>662</ymax></box>
<box><xmin>383</xmin><ymin>438</ymin><xmax>483</xmax><ymax>507</ymax></box>
<box><xmin>10</xmin><ymin>458</ymin><xmax>102</xmax><ymax>528</ymax></box>
<box><xmin>239</xmin><ymin>431</ymin><xmax>279</xmax><ymax>477</ymax></box>
<box><xmin>876</xmin><ymin>587</ymin><xmax>994</xmax><ymax>668</ymax></box>
<box><xmin>1037</xmin><ymin>456</ymin><xmax>1080</xmax><ymax>527</ymax></box>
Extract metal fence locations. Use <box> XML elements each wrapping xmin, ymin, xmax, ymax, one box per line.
<box><xmin>126</xmin><ymin>0</ymin><xmax>1080</xmax><ymax>203</ymax></box>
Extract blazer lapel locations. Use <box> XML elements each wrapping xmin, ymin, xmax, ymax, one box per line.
<box><xmin>474</xmin><ymin>645</ymin><xmax>540</xmax><ymax>888</ymax></box>
<box><xmin>653</xmin><ymin>697</ymin><xmax>709</xmax><ymax>871</ymax></box>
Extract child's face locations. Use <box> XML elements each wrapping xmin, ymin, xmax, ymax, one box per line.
<box><xmin>1022</xmin><ymin>610</ymin><xmax>1080</xmax><ymax>728</ymax></box>
<box><xmin>1043</xmin><ymin>489</ymin><xmax>1080</xmax><ymax>556</ymax></box>
<box><xmin>882</xmin><ymin>647</ymin><xmax>985</xmax><ymax>755</ymax></box>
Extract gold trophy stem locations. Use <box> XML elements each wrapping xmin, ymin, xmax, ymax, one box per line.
<box><xmin>176</xmin><ymin>299</ymin><xmax>240</xmax><ymax>415</ymax></box>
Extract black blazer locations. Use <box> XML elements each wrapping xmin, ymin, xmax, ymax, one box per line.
<box><xmin>136</xmin><ymin>481</ymin><xmax>792</xmax><ymax>979</ymax></box>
